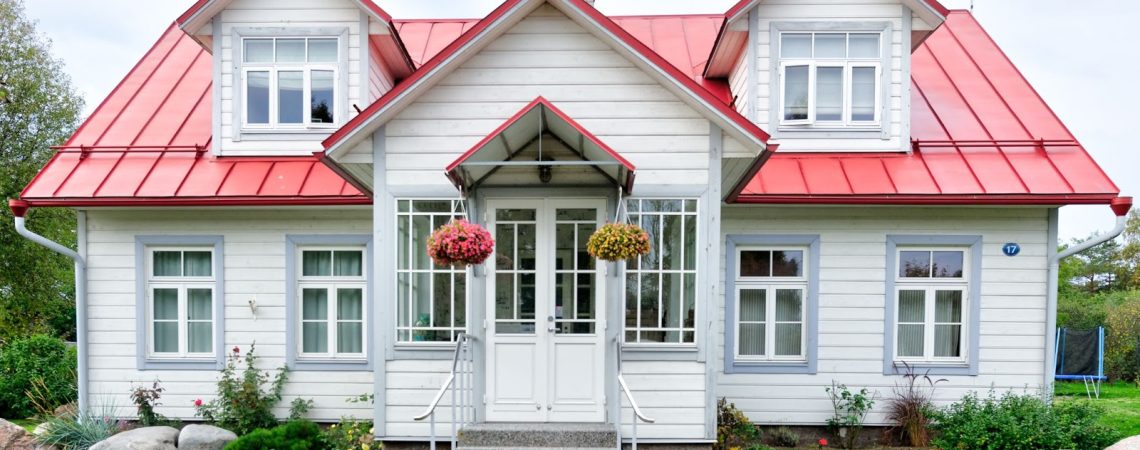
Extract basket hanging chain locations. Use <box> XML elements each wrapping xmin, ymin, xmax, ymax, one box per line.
<box><xmin>452</xmin><ymin>195</ymin><xmax>469</xmax><ymax>221</ymax></box>
<box><xmin>613</xmin><ymin>185</ymin><xmax>628</xmax><ymax>224</ymax></box>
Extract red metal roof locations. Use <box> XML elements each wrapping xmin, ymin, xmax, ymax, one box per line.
<box><xmin>445</xmin><ymin>97</ymin><xmax>636</xmax><ymax>193</ymax></box>
<box><xmin>731</xmin><ymin>11</ymin><xmax>1119</xmax><ymax>205</ymax></box>
<box><xmin>19</xmin><ymin>24</ymin><xmax>368</xmax><ymax>207</ymax></box>
<box><xmin>20</xmin><ymin>7</ymin><xmax>1119</xmax><ymax>208</ymax></box>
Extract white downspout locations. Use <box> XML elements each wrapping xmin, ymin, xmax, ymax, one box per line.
<box><xmin>1044</xmin><ymin>196</ymin><xmax>1132</xmax><ymax>399</ymax></box>
<box><xmin>9</xmin><ymin>200</ymin><xmax>88</xmax><ymax>416</ymax></box>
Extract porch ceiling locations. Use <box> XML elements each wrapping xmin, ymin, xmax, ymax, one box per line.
<box><xmin>445</xmin><ymin>97</ymin><xmax>636</xmax><ymax>194</ymax></box>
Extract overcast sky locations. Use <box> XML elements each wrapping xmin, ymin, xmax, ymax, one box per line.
<box><xmin>21</xmin><ymin>0</ymin><xmax>1136</xmax><ymax>241</ymax></box>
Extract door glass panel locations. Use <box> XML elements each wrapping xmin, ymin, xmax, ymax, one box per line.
<box><xmin>554</xmin><ymin>209</ymin><xmax>598</xmax><ymax>334</ymax></box>
<box><xmin>495</xmin><ymin>208</ymin><xmax>537</xmax><ymax>334</ymax></box>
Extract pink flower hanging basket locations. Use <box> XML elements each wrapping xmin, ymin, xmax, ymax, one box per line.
<box><xmin>427</xmin><ymin>219</ymin><xmax>495</xmax><ymax>267</ymax></box>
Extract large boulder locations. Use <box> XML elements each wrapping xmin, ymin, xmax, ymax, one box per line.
<box><xmin>89</xmin><ymin>426</ymin><xmax>179</xmax><ymax>450</ymax></box>
<box><xmin>1108</xmin><ymin>435</ymin><xmax>1140</xmax><ymax>450</ymax></box>
<box><xmin>177</xmin><ymin>424</ymin><xmax>237</xmax><ymax>450</ymax></box>
<box><xmin>0</xmin><ymin>418</ymin><xmax>38</xmax><ymax>450</ymax></box>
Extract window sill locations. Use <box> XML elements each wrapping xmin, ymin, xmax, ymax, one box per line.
<box><xmin>727</xmin><ymin>360</ymin><xmax>814</xmax><ymax>375</ymax></box>
<box><xmin>140</xmin><ymin>358</ymin><xmax>222</xmax><ymax>371</ymax></box>
<box><xmin>291</xmin><ymin>358</ymin><xmax>371</xmax><ymax>371</ymax></box>
<box><xmin>237</xmin><ymin>128</ymin><xmax>336</xmax><ymax>142</ymax></box>
<box><xmin>887</xmin><ymin>360</ymin><xmax>974</xmax><ymax>376</ymax></box>
<box><xmin>777</xmin><ymin>127</ymin><xmax>885</xmax><ymax>139</ymax></box>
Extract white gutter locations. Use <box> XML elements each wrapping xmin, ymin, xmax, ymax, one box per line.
<box><xmin>1044</xmin><ymin>196</ymin><xmax>1132</xmax><ymax>399</ymax></box>
<box><xmin>9</xmin><ymin>200</ymin><xmax>88</xmax><ymax>416</ymax></box>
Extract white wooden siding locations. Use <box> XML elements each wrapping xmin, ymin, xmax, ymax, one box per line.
<box><xmin>729</xmin><ymin>47</ymin><xmax>751</xmax><ymax>118</ymax></box>
<box><xmin>748</xmin><ymin>0</ymin><xmax>909</xmax><ymax>152</ymax></box>
<box><xmin>368</xmin><ymin>41</ymin><xmax>394</xmax><ymax>103</ymax></box>
<box><xmin>216</xmin><ymin>0</ymin><xmax>365</xmax><ymax>155</ymax></box>
<box><xmin>84</xmin><ymin>209</ymin><xmax>374</xmax><ymax>421</ymax></box>
<box><xmin>362</xmin><ymin>4</ymin><xmax>712</xmax><ymax>190</ymax></box>
<box><xmin>717</xmin><ymin>206</ymin><xmax>1050</xmax><ymax>425</ymax></box>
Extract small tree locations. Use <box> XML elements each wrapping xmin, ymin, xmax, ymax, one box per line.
<box><xmin>194</xmin><ymin>344</ymin><xmax>306</xmax><ymax>435</ymax></box>
<box><xmin>826</xmin><ymin>381</ymin><xmax>875</xmax><ymax>449</ymax></box>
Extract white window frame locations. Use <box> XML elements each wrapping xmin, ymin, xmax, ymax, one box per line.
<box><xmin>892</xmin><ymin>247</ymin><xmax>969</xmax><ymax>364</ymax></box>
<box><xmin>778</xmin><ymin>31</ymin><xmax>883</xmax><ymax>128</ymax></box>
<box><xmin>240</xmin><ymin>36</ymin><xmax>340</xmax><ymax>130</ymax></box>
<box><xmin>295</xmin><ymin>246</ymin><xmax>368</xmax><ymax>360</ymax></box>
<box><xmin>395</xmin><ymin>199</ymin><xmax>468</xmax><ymax>344</ymax></box>
<box><xmin>733</xmin><ymin>247</ymin><xmax>808</xmax><ymax>361</ymax></box>
<box><xmin>623</xmin><ymin>198</ymin><xmax>700</xmax><ymax>346</ymax></box>
<box><xmin>145</xmin><ymin>247</ymin><xmax>216</xmax><ymax>359</ymax></box>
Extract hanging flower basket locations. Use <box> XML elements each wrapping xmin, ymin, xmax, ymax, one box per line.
<box><xmin>427</xmin><ymin>219</ymin><xmax>495</xmax><ymax>266</ymax></box>
<box><xmin>587</xmin><ymin>223</ymin><xmax>651</xmax><ymax>262</ymax></box>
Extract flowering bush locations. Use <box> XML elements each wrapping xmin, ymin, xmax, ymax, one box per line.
<box><xmin>427</xmin><ymin>219</ymin><xmax>494</xmax><ymax>266</ymax></box>
<box><xmin>586</xmin><ymin>223</ymin><xmax>651</xmax><ymax>261</ymax></box>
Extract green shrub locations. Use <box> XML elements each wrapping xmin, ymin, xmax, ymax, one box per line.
<box><xmin>34</xmin><ymin>404</ymin><xmax>124</xmax><ymax>450</ymax></box>
<box><xmin>225</xmin><ymin>421</ymin><xmax>327</xmax><ymax>450</ymax></box>
<box><xmin>768</xmin><ymin>426</ymin><xmax>799</xmax><ymax>447</ymax></box>
<box><xmin>0</xmin><ymin>334</ymin><xmax>77</xmax><ymax>418</ymax></box>
<box><xmin>130</xmin><ymin>380</ymin><xmax>171</xmax><ymax>426</ymax></box>
<box><xmin>715</xmin><ymin>397</ymin><xmax>760</xmax><ymax>450</ymax></box>
<box><xmin>195</xmin><ymin>344</ymin><xmax>310</xmax><ymax>435</ymax></box>
<box><xmin>1106</xmin><ymin>298</ymin><xmax>1140</xmax><ymax>382</ymax></box>
<box><xmin>932</xmin><ymin>390</ymin><xmax>1119</xmax><ymax>450</ymax></box>
<box><xmin>825</xmin><ymin>382</ymin><xmax>875</xmax><ymax>449</ymax></box>
<box><xmin>325</xmin><ymin>393</ymin><xmax>376</xmax><ymax>450</ymax></box>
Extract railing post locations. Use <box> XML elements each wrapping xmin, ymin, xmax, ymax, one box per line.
<box><xmin>430</xmin><ymin>413</ymin><xmax>436</xmax><ymax>450</ymax></box>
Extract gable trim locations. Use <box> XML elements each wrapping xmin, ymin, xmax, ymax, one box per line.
<box><xmin>322</xmin><ymin>0</ymin><xmax>771</xmax><ymax>164</ymax></box>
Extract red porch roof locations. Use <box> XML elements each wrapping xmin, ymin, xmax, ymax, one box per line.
<box><xmin>730</xmin><ymin>11</ymin><xmax>1119</xmax><ymax>205</ymax></box>
<box><xmin>445</xmin><ymin>97</ymin><xmax>636</xmax><ymax>193</ymax></box>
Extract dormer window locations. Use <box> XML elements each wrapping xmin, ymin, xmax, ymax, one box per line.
<box><xmin>778</xmin><ymin>32</ymin><xmax>882</xmax><ymax>128</ymax></box>
<box><xmin>241</xmin><ymin>37</ymin><xmax>339</xmax><ymax>129</ymax></box>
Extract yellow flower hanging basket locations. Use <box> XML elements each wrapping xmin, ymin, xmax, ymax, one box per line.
<box><xmin>586</xmin><ymin>222</ymin><xmax>651</xmax><ymax>262</ymax></box>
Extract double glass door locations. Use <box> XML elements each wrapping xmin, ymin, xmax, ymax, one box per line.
<box><xmin>485</xmin><ymin>198</ymin><xmax>606</xmax><ymax>422</ymax></box>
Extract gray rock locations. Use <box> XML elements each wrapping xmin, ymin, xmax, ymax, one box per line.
<box><xmin>1108</xmin><ymin>435</ymin><xmax>1140</xmax><ymax>450</ymax></box>
<box><xmin>89</xmin><ymin>426</ymin><xmax>179</xmax><ymax>450</ymax></box>
<box><xmin>177</xmin><ymin>424</ymin><xmax>237</xmax><ymax>450</ymax></box>
<box><xmin>0</xmin><ymin>418</ymin><xmax>39</xmax><ymax>450</ymax></box>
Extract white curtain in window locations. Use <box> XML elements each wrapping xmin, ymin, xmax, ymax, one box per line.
<box><xmin>337</xmin><ymin>288</ymin><xmax>364</xmax><ymax>353</ymax></box>
<box><xmin>153</xmin><ymin>288</ymin><xmax>179</xmax><ymax>353</ymax></box>
<box><xmin>334</xmin><ymin>251</ymin><xmax>362</xmax><ymax>277</ymax></box>
<box><xmin>816</xmin><ymin>67</ymin><xmax>843</xmax><ymax>121</ymax></box>
<box><xmin>897</xmin><ymin>290</ymin><xmax>925</xmax><ymax>357</ymax></box>
<box><xmin>775</xmin><ymin>289</ymin><xmax>803</xmax><ymax>356</ymax></box>
<box><xmin>302</xmin><ymin>289</ymin><xmax>329</xmax><ymax>353</ymax></box>
<box><xmin>187</xmin><ymin>288</ymin><xmax>213</xmax><ymax>353</ymax></box>
<box><xmin>738</xmin><ymin>289</ymin><xmax>765</xmax><ymax>356</ymax></box>
<box><xmin>183</xmin><ymin>251</ymin><xmax>212</xmax><ymax>277</ymax></box>
<box><xmin>851</xmin><ymin>67</ymin><xmax>877</xmax><ymax>121</ymax></box>
<box><xmin>934</xmin><ymin>290</ymin><xmax>963</xmax><ymax>357</ymax></box>
<box><xmin>303</xmin><ymin>251</ymin><xmax>332</xmax><ymax>277</ymax></box>
<box><xmin>153</xmin><ymin>252</ymin><xmax>182</xmax><ymax>277</ymax></box>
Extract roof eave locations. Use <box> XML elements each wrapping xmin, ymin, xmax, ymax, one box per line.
<box><xmin>731</xmin><ymin>193</ymin><xmax>1121</xmax><ymax>206</ymax></box>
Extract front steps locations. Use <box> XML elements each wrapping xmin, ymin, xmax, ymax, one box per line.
<box><xmin>457</xmin><ymin>422</ymin><xmax>616</xmax><ymax>449</ymax></box>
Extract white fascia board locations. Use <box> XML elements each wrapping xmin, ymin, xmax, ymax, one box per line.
<box><xmin>550</xmin><ymin>0</ymin><xmax>767</xmax><ymax>152</ymax></box>
<box><xmin>325</xmin><ymin>0</ymin><xmax>542</xmax><ymax>162</ymax></box>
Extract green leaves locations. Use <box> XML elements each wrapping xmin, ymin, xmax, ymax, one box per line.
<box><xmin>0</xmin><ymin>0</ymin><xmax>84</xmax><ymax>343</ymax></box>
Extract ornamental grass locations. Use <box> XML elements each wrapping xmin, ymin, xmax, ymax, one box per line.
<box><xmin>586</xmin><ymin>223</ymin><xmax>651</xmax><ymax>262</ymax></box>
<box><xmin>427</xmin><ymin>219</ymin><xmax>495</xmax><ymax>266</ymax></box>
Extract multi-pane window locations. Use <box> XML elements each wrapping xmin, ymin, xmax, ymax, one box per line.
<box><xmin>894</xmin><ymin>248</ymin><xmax>967</xmax><ymax>362</ymax></box>
<box><xmin>242</xmin><ymin>37</ymin><xmax>338</xmax><ymax>128</ymax></box>
<box><xmin>396</xmin><ymin>200</ymin><xmax>467</xmax><ymax>342</ymax></box>
<box><xmin>147</xmin><ymin>248</ymin><xmax>215</xmax><ymax>358</ymax></box>
<box><xmin>624</xmin><ymin>199</ymin><xmax>698</xmax><ymax>344</ymax></box>
<box><xmin>779</xmin><ymin>32</ymin><xmax>881</xmax><ymax>126</ymax></box>
<box><xmin>735</xmin><ymin>248</ymin><xmax>807</xmax><ymax>360</ymax></box>
<box><xmin>297</xmin><ymin>248</ymin><xmax>366</xmax><ymax>358</ymax></box>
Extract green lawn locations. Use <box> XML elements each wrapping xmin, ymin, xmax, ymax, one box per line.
<box><xmin>1055</xmin><ymin>380</ymin><xmax>1140</xmax><ymax>437</ymax></box>
<box><xmin>10</xmin><ymin>418</ymin><xmax>38</xmax><ymax>433</ymax></box>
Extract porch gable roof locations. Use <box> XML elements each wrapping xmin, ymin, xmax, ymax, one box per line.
<box><xmin>445</xmin><ymin>97</ymin><xmax>636</xmax><ymax>194</ymax></box>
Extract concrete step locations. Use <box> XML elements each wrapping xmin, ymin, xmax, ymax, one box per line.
<box><xmin>457</xmin><ymin>422</ymin><xmax>616</xmax><ymax>449</ymax></box>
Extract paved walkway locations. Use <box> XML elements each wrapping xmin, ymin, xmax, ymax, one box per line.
<box><xmin>1108</xmin><ymin>436</ymin><xmax>1140</xmax><ymax>450</ymax></box>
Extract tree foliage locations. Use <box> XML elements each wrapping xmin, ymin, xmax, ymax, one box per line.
<box><xmin>1060</xmin><ymin>211</ymin><xmax>1140</xmax><ymax>295</ymax></box>
<box><xmin>0</xmin><ymin>0</ymin><xmax>84</xmax><ymax>343</ymax></box>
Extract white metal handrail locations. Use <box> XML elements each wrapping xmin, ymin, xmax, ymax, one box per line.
<box><xmin>414</xmin><ymin>333</ymin><xmax>474</xmax><ymax>450</ymax></box>
<box><xmin>614</xmin><ymin>336</ymin><xmax>655</xmax><ymax>450</ymax></box>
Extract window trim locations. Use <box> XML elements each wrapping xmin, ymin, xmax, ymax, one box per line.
<box><xmin>230</xmin><ymin>27</ymin><xmax>349</xmax><ymax>143</ymax></box>
<box><xmin>724</xmin><ymin>235</ymin><xmax>819</xmax><ymax>374</ymax></box>
<box><xmin>769</xmin><ymin>21</ymin><xmax>892</xmax><ymax>140</ymax></box>
<box><xmin>286</xmin><ymin>235</ymin><xmax>373</xmax><ymax>371</ymax></box>
<box><xmin>883</xmin><ymin>235</ymin><xmax>982</xmax><ymax>376</ymax></box>
<box><xmin>622</xmin><ymin>198</ymin><xmax>701</xmax><ymax>347</ymax></box>
<box><xmin>777</xmin><ymin>33</ymin><xmax>883</xmax><ymax>128</ymax></box>
<box><xmin>135</xmin><ymin>236</ymin><xmax>226</xmax><ymax>371</ymax></box>
<box><xmin>240</xmin><ymin>62</ymin><xmax>340</xmax><ymax>130</ymax></box>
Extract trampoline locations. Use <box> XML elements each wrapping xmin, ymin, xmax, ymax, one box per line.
<box><xmin>1055</xmin><ymin>327</ymin><xmax>1106</xmax><ymax>398</ymax></box>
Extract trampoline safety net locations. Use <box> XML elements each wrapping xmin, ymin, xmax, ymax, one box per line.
<box><xmin>1055</xmin><ymin>327</ymin><xmax>1103</xmax><ymax>379</ymax></box>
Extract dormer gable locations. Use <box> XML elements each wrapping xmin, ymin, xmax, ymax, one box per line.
<box><xmin>707</xmin><ymin>0</ymin><xmax>948</xmax><ymax>153</ymax></box>
<box><xmin>177</xmin><ymin>0</ymin><xmax>414</xmax><ymax>156</ymax></box>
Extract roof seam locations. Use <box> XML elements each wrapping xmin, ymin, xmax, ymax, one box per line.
<box><xmin>918</xmin><ymin>44</ymin><xmax>992</xmax><ymax>194</ymax></box>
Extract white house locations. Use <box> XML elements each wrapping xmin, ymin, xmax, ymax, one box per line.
<box><xmin>10</xmin><ymin>0</ymin><xmax>1130</xmax><ymax>447</ymax></box>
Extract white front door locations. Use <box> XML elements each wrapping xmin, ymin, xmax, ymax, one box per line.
<box><xmin>485</xmin><ymin>198</ymin><xmax>607</xmax><ymax>422</ymax></box>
